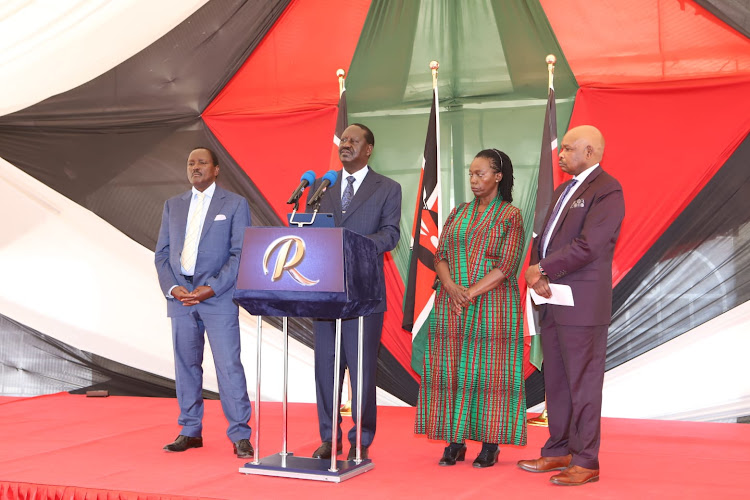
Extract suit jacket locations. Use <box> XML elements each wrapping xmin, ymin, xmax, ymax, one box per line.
<box><xmin>530</xmin><ymin>166</ymin><xmax>624</xmax><ymax>326</ymax></box>
<box><xmin>308</xmin><ymin>167</ymin><xmax>401</xmax><ymax>313</ymax></box>
<box><xmin>155</xmin><ymin>185</ymin><xmax>251</xmax><ymax>317</ymax></box>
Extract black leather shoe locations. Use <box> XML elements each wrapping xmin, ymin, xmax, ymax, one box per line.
<box><xmin>163</xmin><ymin>435</ymin><xmax>203</xmax><ymax>452</ymax></box>
<box><xmin>473</xmin><ymin>446</ymin><xmax>499</xmax><ymax>468</ymax></box>
<box><xmin>439</xmin><ymin>444</ymin><xmax>467</xmax><ymax>466</ymax></box>
<box><xmin>347</xmin><ymin>445</ymin><xmax>369</xmax><ymax>460</ymax></box>
<box><xmin>233</xmin><ymin>438</ymin><xmax>254</xmax><ymax>459</ymax></box>
<box><xmin>312</xmin><ymin>441</ymin><xmax>342</xmax><ymax>459</ymax></box>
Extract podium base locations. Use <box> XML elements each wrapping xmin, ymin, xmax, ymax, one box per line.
<box><xmin>239</xmin><ymin>452</ymin><xmax>374</xmax><ymax>482</ymax></box>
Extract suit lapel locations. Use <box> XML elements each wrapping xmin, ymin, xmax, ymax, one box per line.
<box><xmin>200</xmin><ymin>186</ymin><xmax>226</xmax><ymax>241</ymax></box>
<box><xmin>550</xmin><ymin>166</ymin><xmax>602</xmax><ymax>241</ymax></box>
<box><xmin>341</xmin><ymin>168</ymin><xmax>380</xmax><ymax>224</ymax></box>
<box><xmin>174</xmin><ymin>190</ymin><xmax>192</xmax><ymax>251</ymax></box>
<box><xmin>328</xmin><ymin>170</ymin><xmax>344</xmax><ymax>225</ymax></box>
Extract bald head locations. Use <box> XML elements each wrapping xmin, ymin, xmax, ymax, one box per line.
<box><xmin>559</xmin><ymin>125</ymin><xmax>605</xmax><ymax>176</ymax></box>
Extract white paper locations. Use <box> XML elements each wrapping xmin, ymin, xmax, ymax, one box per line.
<box><xmin>526</xmin><ymin>289</ymin><xmax>540</xmax><ymax>336</ymax></box>
<box><xmin>530</xmin><ymin>284</ymin><xmax>575</xmax><ymax>306</ymax></box>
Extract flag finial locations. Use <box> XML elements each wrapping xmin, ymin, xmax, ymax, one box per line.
<box><xmin>337</xmin><ymin>69</ymin><xmax>346</xmax><ymax>96</ymax></box>
<box><xmin>430</xmin><ymin>60</ymin><xmax>439</xmax><ymax>89</ymax></box>
<box><xmin>546</xmin><ymin>55</ymin><xmax>556</xmax><ymax>90</ymax></box>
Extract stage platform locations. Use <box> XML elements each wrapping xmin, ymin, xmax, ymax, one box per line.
<box><xmin>0</xmin><ymin>393</ymin><xmax>748</xmax><ymax>499</ymax></box>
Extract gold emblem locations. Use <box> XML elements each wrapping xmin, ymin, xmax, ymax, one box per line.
<box><xmin>262</xmin><ymin>236</ymin><xmax>319</xmax><ymax>286</ymax></box>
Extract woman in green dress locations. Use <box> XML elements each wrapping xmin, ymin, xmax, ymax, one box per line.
<box><xmin>415</xmin><ymin>148</ymin><xmax>527</xmax><ymax>468</ymax></box>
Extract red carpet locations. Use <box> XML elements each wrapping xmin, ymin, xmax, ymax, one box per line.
<box><xmin>0</xmin><ymin>393</ymin><xmax>747</xmax><ymax>499</ymax></box>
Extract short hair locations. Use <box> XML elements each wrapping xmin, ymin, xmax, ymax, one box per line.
<box><xmin>191</xmin><ymin>146</ymin><xmax>219</xmax><ymax>165</ymax></box>
<box><xmin>475</xmin><ymin>148</ymin><xmax>514</xmax><ymax>203</ymax></box>
<box><xmin>350</xmin><ymin>123</ymin><xmax>375</xmax><ymax>147</ymax></box>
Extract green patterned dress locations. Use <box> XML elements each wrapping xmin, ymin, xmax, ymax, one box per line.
<box><xmin>415</xmin><ymin>197</ymin><xmax>527</xmax><ymax>445</ymax></box>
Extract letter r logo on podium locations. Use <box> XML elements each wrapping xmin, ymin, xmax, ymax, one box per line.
<box><xmin>262</xmin><ymin>236</ymin><xmax>319</xmax><ymax>286</ymax></box>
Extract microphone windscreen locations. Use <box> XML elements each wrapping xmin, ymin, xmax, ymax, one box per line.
<box><xmin>300</xmin><ymin>170</ymin><xmax>316</xmax><ymax>185</ymax></box>
<box><xmin>322</xmin><ymin>170</ymin><xmax>338</xmax><ymax>186</ymax></box>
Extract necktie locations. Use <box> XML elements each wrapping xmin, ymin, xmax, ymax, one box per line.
<box><xmin>341</xmin><ymin>175</ymin><xmax>355</xmax><ymax>211</ymax></box>
<box><xmin>540</xmin><ymin>179</ymin><xmax>577</xmax><ymax>258</ymax></box>
<box><xmin>181</xmin><ymin>192</ymin><xmax>205</xmax><ymax>274</ymax></box>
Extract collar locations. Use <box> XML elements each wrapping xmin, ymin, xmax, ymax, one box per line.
<box><xmin>343</xmin><ymin>165</ymin><xmax>369</xmax><ymax>184</ymax></box>
<box><xmin>192</xmin><ymin>182</ymin><xmax>216</xmax><ymax>199</ymax></box>
<box><xmin>572</xmin><ymin>163</ymin><xmax>599</xmax><ymax>184</ymax></box>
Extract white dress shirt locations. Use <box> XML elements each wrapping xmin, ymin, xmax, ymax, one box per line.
<box><xmin>340</xmin><ymin>165</ymin><xmax>369</xmax><ymax>199</ymax></box>
<box><xmin>181</xmin><ymin>182</ymin><xmax>215</xmax><ymax>275</ymax></box>
<box><xmin>541</xmin><ymin>163</ymin><xmax>599</xmax><ymax>258</ymax></box>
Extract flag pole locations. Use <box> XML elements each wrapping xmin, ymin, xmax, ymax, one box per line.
<box><xmin>335</xmin><ymin>67</ymin><xmax>355</xmax><ymax>417</ymax></box>
<box><xmin>430</xmin><ymin>60</ymin><xmax>442</xmax><ymax>236</ymax></box>
<box><xmin>528</xmin><ymin>54</ymin><xmax>556</xmax><ymax>428</ymax></box>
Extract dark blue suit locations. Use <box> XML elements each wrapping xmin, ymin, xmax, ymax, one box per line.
<box><xmin>154</xmin><ymin>184</ymin><xmax>252</xmax><ymax>442</ymax></box>
<box><xmin>308</xmin><ymin>167</ymin><xmax>401</xmax><ymax>448</ymax></box>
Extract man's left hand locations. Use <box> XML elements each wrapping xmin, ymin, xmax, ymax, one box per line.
<box><xmin>180</xmin><ymin>285</ymin><xmax>215</xmax><ymax>306</ymax></box>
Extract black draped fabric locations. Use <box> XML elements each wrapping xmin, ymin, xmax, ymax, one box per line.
<box><xmin>0</xmin><ymin>313</ymin><xmax>217</xmax><ymax>399</ymax></box>
<box><xmin>0</xmin><ymin>0</ymin><xmax>291</xmax><ymax>250</ymax></box>
<box><xmin>694</xmin><ymin>0</ymin><xmax>750</xmax><ymax>39</ymax></box>
<box><xmin>608</xmin><ymin>133</ymin><xmax>750</xmax><ymax>369</ymax></box>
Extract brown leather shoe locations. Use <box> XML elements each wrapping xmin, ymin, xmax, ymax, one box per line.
<box><xmin>550</xmin><ymin>465</ymin><xmax>599</xmax><ymax>485</ymax></box>
<box><xmin>517</xmin><ymin>454</ymin><xmax>572</xmax><ymax>473</ymax></box>
<box><xmin>163</xmin><ymin>435</ymin><xmax>203</xmax><ymax>452</ymax></box>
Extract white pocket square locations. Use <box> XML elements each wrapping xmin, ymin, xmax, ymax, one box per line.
<box><xmin>214</xmin><ymin>214</ymin><xmax>227</xmax><ymax>221</ymax></box>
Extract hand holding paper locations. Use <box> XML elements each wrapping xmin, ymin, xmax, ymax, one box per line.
<box><xmin>530</xmin><ymin>284</ymin><xmax>574</xmax><ymax>306</ymax></box>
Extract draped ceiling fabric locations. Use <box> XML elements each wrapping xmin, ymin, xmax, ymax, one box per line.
<box><xmin>1</xmin><ymin>0</ymin><xmax>750</xmax><ymax>420</ymax></box>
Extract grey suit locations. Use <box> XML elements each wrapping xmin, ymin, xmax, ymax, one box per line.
<box><xmin>308</xmin><ymin>167</ymin><xmax>401</xmax><ymax>447</ymax></box>
<box><xmin>154</xmin><ymin>184</ymin><xmax>252</xmax><ymax>442</ymax></box>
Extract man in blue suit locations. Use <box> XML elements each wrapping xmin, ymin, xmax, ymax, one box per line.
<box><xmin>308</xmin><ymin>123</ymin><xmax>402</xmax><ymax>461</ymax></box>
<box><xmin>155</xmin><ymin>146</ymin><xmax>253</xmax><ymax>458</ymax></box>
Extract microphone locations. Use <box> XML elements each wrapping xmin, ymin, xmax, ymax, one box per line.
<box><xmin>286</xmin><ymin>170</ymin><xmax>316</xmax><ymax>204</ymax></box>
<box><xmin>307</xmin><ymin>170</ymin><xmax>338</xmax><ymax>207</ymax></box>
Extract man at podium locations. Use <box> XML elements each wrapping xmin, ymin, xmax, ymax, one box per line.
<box><xmin>308</xmin><ymin>123</ymin><xmax>401</xmax><ymax>461</ymax></box>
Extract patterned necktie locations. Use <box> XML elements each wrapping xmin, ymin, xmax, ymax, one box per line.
<box><xmin>540</xmin><ymin>179</ymin><xmax>577</xmax><ymax>258</ymax></box>
<box><xmin>341</xmin><ymin>175</ymin><xmax>355</xmax><ymax>211</ymax></box>
<box><xmin>181</xmin><ymin>192</ymin><xmax>205</xmax><ymax>274</ymax></box>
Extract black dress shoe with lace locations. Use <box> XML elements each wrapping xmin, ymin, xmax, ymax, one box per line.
<box><xmin>472</xmin><ymin>445</ymin><xmax>499</xmax><ymax>468</ymax></box>
<box><xmin>312</xmin><ymin>441</ymin><xmax>342</xmax><ymax>459</ymax></box>
<box><xmin>439</xmin><ymin>443</ymin><xmax>467</xmax><ymax>466</ymax></box>
<box><xmin>163</xmin><ymin>435</ymin><xmax>203</xmax><ymax>452</ymax></box>
<box><xmin>233</xmin><ymin>439</ymin><xmax>254</xmax><ymax>459</ymax></box>
<box><xmin>347</xmin><ymin>445</ymin><xmax>369</xmax><ymax>460</ymax></box>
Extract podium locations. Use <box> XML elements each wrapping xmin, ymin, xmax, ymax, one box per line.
<box><xmin>233</xmin><ymin>226</ymin><xmax>381</xmax><ymax>482</ymax></box>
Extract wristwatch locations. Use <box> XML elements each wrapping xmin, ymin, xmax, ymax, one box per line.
<box><xmin>538</xmin><ymin>263</ymin><xmax>547</xmax><ymax>276</ymax></box>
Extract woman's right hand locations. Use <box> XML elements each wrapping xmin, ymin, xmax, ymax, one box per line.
<box><xmin>444</xmin><ymin>280</ymin><xmax>471</xmax><ymax>315</ymax></box>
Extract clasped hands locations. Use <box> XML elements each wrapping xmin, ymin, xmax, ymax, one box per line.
<box><xmin>445</xmin><ymin>281</ymin><xmax>474</xmax><ymax>315</ymax></box>
<box><xmin>171</xmin><ymin>285</ymin><xmax>215</xmax><ymax>306</ymax></box>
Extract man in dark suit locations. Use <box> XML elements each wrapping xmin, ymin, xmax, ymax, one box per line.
<box><xmin>155</xmin><ymin>146</ymin><xmax>253</xmax><ymax>458</ymax></box>
<box><xmin>308</xmin><ymin>123</ymin><xmax>401</xmax><ymax>461</ymax></box>
<box><xmin>518</xmin><ymin>125</ymin><xmax>625</xmax><ymax>485</ymax></box>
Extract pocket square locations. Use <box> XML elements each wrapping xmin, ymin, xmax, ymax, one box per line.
<box><xmin>214</xmin><ymin>214</ymin><xmax>227</xmax><ymax>221</ymax></box>
<box><xmin>570</xmin><ymin>199</ymin><xmax>585</xmax><ymax>209</ymax></box>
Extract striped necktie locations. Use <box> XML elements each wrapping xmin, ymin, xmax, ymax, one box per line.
<box><xmin>180</xmin><ymin>192</ymin><xmax>205</xmax><ymax>274</ymax></box>
<box><xmin>540</xmin><ymin>179</ymin><xmax>577</xmax><ymax>258</ymax></box>
<box><xmin>341</xmin><ymin>175</ymin><xmax>355</xmax><ymax>211</ymax></box>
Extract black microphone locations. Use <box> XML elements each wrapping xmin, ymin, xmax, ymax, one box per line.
<box><xmin>286</xmin><ymin>170</ymin><xmax>316</xmax><ymax>204</ymax></box>
<box><xmin>306</xmin><ymin>170</ymin><xmax>338</xmax><ymax>207</ymax></box>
